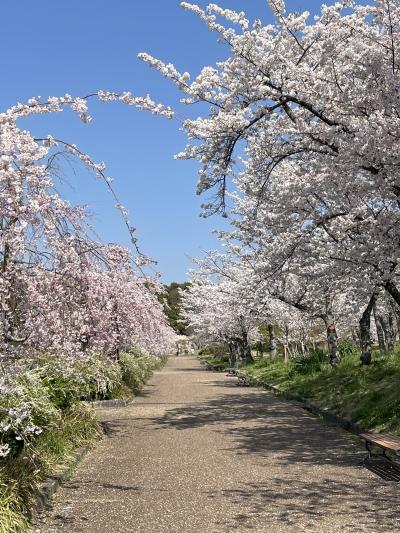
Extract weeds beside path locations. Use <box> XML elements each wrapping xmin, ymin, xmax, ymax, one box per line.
<box><xmin>35</xmin><ymin>357</ymin><xmax>400</xmax><ymax>533</ymax></box>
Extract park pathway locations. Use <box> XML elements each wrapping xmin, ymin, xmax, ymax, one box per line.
<box><xmin>35</xmin><ymin>357</ymin><xmax>400</xmax><ymax>533</ymax></box>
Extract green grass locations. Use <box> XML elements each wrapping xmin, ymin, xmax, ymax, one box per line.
<box><xmin>0</xmin><ymin>476</ymin><xmax>28</xmax><ymax>533</ymax></box>
<box><xmin>0</xmin><ymin>404</ymin><xmax>101</xmax><ymax>533</ymax></box>
<box><xmin>33</xmin><ymin>404</ymin><xmax>102</xmax><ymax>470</ymax></box>
<box><xmin>242</xmin><ymin>348</ymin><xmax>400</xmax><ymax>434</ymax></box>
<box><xmin>200</xmin><ymin>354</ymin><xmax>231</xmax><ymax>369</ymax></box>
<box><xmin>109</xmin><ymin>353</ymin><xmax>168</xmax><ymax>398</ymax></box>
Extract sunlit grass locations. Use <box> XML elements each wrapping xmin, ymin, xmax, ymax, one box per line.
<box><xmin>243</xmin><ymin>348</ymin><xmax>400</xmax><ymax>434</ymax></box>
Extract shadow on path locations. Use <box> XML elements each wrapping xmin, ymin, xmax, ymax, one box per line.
<box><xmin>37</xmin><ymin>359</ymin><xmax>400</xmax><ymax>533</ymax></box>
<box><xmin>141</xmin><ymin>391</ymin><xmax>362</xmax><ymax>467</ymax></box>
<box><xmin>205</xmin><ymin>477</ymin><xmax>400</xmax><ymax>532</ymax></box>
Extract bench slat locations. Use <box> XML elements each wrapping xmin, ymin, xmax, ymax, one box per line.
<box><xmin>360</xmin><ymin>433</ymin><xmax>400</xmax><ymax>451</ymax></box>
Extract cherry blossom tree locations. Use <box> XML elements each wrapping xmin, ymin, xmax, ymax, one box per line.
<box><xmin>182</xmin><ymin>246</ymin><xmax>368</xmax><ymax>365</ymax></box>
<box><xmin>0</xmin><ymin>92</ymin><xmax>176</xmax><ymax>368</ymax></box>
<box><xmin>140</xmin><ymin>0</ymin><xmax>400</xmax><ymax>365</ymax></box>
<box><xmin>182</xmin><ymin>281</ymin><xmax>259</xmax><ymax>366</ymax></box>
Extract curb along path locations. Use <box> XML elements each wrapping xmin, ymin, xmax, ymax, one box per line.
<box><xmin>35</xmin><ymin>357</ymin><xmax>400</xmax><ymax>533</ymax></box>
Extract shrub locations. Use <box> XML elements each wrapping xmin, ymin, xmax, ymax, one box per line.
<box><xmin>198</xmin><ymin>345</ymin><xmax>227</xmax><ymax>357</ymax></box>
<box><xmin>76</xmin><ymin>357</ymin><xmax>122</xmax><ymax>401</ymax></box>
<box><xmin>119</xmin><ymin>353</ymin><xmax>157</xmax><ymax>394</ymax></box>
<box><xmin>0</xmin><ymin>403</ymin><xmax>101</xmax><ymax>533</ymax></box>
<box><xmin>26</xmin><ymin>353</ymin><xmax>124</xmax><ymax>406</ymax></box>
<box><xmin>0</xmin><ymin>349</ymin><xmax>165</xmax><ymax>531</ymax></box>
<box><xmin>152</xmin><ymin>354</ymin><xmax>168</xmax><ymax>369</ymax></box>
<box><xmin>337</xmin><ymin>339</ymin><xmax>360</xmax><ymax>359</ymax></box>
<box><xmin>32</xmin><ymin>403</ymin><xmax>102</xmax><ymax>473</ymax></box>
<box><xmin>0</xmin><ymin>373</ymin><xmax>60</xmax><ymax>459</ymax></box>
<box><xmin>33</xmin><ymin>360</ymin><xmax>87</xmax><ymax>410</ymax></box>
<box><xmin>291</xmin><ymin>348</ymin><xmax>328</xmax><ymax>375</ymax></box>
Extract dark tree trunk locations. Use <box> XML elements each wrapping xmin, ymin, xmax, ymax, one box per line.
<box><xmin>255</xmin><ymin>341</ymin><xmax>263</xmax><ymax>358</ymax></box>
<box><xmin>228</xmin><ymin>342</ymin><xmax>238</xmax><ymax>368</ymax></box>
<box><xmin>380</xmin><ymin>315</ymin><xmax>394</xmax><ymax>352</ymax></box>
<box><xmin>360</xmin><ymin>292</ymin><xmax>378</xmax><ymax>365</ymax></box>
<box><xmin>384</xmin><ymin>279</ymin><xmax>400</xmax><ymax>308</ymax></box>
<box><xmin>326</xmin><ymin>321</ymin><xmax>339</xmax><ymax>366</ymax></box>
<box><xmin>373</xmin><ymin>303</ymin><xmax>386</xmax><ymax>353</ymax></box>
<box><xmin>388</xmin><ymin>312</ymin><xmax>395</xmax><ymax>351</ymax></box>
<box><xmin>322</xmin><ymin>294</ymin><xmax>340</xmax><ymax>366</ymax></box>
<box><xmin>238</xmin><ymin>331</ymin><xmax>254</xmax><ymax>365</ymax></box>
<box><xmin>268</xmin><ymin>323</ymin><xmax>277</xmax><ymax>359</ymax></box>
<box><xmin>80</xmin><ymin>334</ymin><xmax>90</xmax><ymax>352</ymax></box>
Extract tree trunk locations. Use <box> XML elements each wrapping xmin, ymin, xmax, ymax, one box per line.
<box><xmin>373</xmin><ymin>303</ymin><xmax>386</xmax><ymax>353</ymax></box>
<box><xmin>384</xmin><ymin>279</ymin><xmax>400</xmax><ymax>308</ymax></box>
<box><xmin>388</xmin><ymin>312</ymin><xmax>395</xmax><ymax>351</ymax></box>
<box><xmin>238</xmin><ymin>331</ymin><xmax>254</xmax><ymax>365</ymax></box>
<box><xmin>360</xmin><ymin>292</ymin><xmax>378</xmax><ymax>365</ymax></box>
<box><xmin>322</xmin><ymin>294</ymin><xmax>340</xmax><ymax>366</ymax></box>
<box><xmin>284</xmin><ymin>324</ymin><xmax>290</xmax><ymax>363</ymax></box>
<box><xmin>380</xmin><ymin>315</ymin><xmax>394</xmax><ymax>352</ymax></box>
<box><xmin>268</xmin><ymin>323</ymin><xmax>277</xmax><ymax>359</ymax></box>
<box><xmin>326</xmin><ymin>320</ymin><xmax>339</xmax><ymax>365</ymax></box>
<box><xmin>228</xmin><ymin>342</ymin><xmax>238</xmax><ymax>368</ymax></box>
<box><xmin>256</xmin><ymin>341</ymin><xmax>263</xmax><ymax>358</ymax></box>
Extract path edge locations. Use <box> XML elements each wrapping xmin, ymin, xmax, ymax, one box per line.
<box><xmin>32</xmin><ymin>445</ymin><xmax>90</xmax><ymax>518</ymax></box>
<box><xmin>83</xmin><ymin>398</ymin><xmax>133</xmax><ymax>408</ymax></box>
<box><xmin>236</xmin><ymin>372</ymin><xmax>367</xmax><ymax>435</ymax></box>
<box><xmin>32</xmin><ymin>400</ymin><xmax>132</xmax><ymax>518</ymax></box>
<box><xmin>31</xmin><ymin>363</ymin><xmax>167</xmax><ymax>521</ymax></box>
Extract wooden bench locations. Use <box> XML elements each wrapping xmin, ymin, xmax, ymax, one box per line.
<box><xmin>360</xmin><ymin>433</ymin><xmax>400</xmax><ymax>462</ymax></box>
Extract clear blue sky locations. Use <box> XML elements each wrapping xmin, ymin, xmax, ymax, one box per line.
<box><xmin>0</xmin><ymin>0</ymin><xmax>349</xmax><ymax>283</ymax></box>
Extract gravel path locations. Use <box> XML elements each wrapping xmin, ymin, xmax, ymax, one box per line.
<box><xmin>35</xmin><ymin>356</ymin><xmax>400</xmax><ymax>533</ymax></box>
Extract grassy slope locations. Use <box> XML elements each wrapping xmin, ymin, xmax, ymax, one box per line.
<box><xmin>242</xmin><ymin>351</ymin><xmax>400</xmax><ymax>434</ymax></box>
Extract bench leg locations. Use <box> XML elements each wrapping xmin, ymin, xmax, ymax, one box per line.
<box><xmin>363</xmin><ymin>440</ymin><xmax>373</xmax><ymax>463</ymax></box>
<box><xmin>382</xmin><ymin>448</ymin><xmax>391</xmax><ymax>461</ymax></box>
<box><xmin>362</xmin><ymin>441</ymin><xmax>393</xmax><ymax>463</ymax></box>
